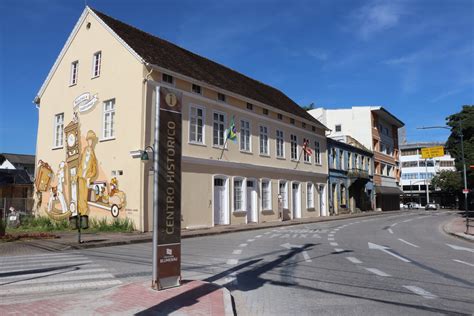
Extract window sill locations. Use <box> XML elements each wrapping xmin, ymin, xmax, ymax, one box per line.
<box><xmin>259</xmin><ymin>153</ymin><xmax>271</xmax><ymax>158</ymax></box>
<box><xmin>306</xmin><ymin>207</ymin><xmax>316</xmax><ymax>212</ymax></box>
<box><xmin>240</xmin><ymin>150</ymin><xmax>253</xmax><ymax>155</ymax></box>
<box><xmin>233</xmin><ymin>210</ymin><xmax>247</xmax><ymax>215</ymax></box>
<box><xmin>52</xmin><ymin>146</ymin><xmax>63</xmax><ymax>151</ymax></box>
<box><xmin>189</xmin><ymin>141</ymin><xmax>206</xmax><ymax>147</ymax></box>
<box><xmin>314</xmin><ymin>163</ymin><xmax>322</xmax><ymax>166</ymax></box>
<box><xmin>69</xmin><ymin>83</ymin><xmax>77</xmax><ymax>87</ymax></box>
<box><xmin>161</xmin><ymin>82</ymin><xmax>176</xmax><ymax>87</ymax></box>
<box><xmin>99</xmin><ymin>137</ymin><xmax>115</xmax><ymax>143</ymax></box>
<box><xmin>304</xmin><ymin>161</ymin><xmax>312</xmax><ymax>165</ymax></box>
<box><xmin>91</xmin><ymin>75</ymin><xmax>100</xmax><ymax>80</ymax></box>
<box><xmin>276</xmin><ymin>156</ymin><xmax>285</xmax><ymax>160</ymax></box>
<box><xmin>213</xmin><ymin>145</ymin><xmax>227</xmax><ymax>150</ymax></box>
<box><xmin>261</xmin><ymin>209</ymin><xmax>274</xmax><ymax>214</ymax></box>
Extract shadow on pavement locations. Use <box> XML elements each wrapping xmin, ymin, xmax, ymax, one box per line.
<box><xmin>0</xmin><ymin>263</ymin><xmax>86</xmax><ymax>278</ymax></box>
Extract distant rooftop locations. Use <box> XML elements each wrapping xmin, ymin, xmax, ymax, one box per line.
<box><xmin>400</xmin><ymin>142</ymin><xmax>445</xmax><ymax>150</ymax></box>
<box><xmin>0</xmin><ymin>153</ymin><xmax>35</xmax><ymax>166</ymax></box>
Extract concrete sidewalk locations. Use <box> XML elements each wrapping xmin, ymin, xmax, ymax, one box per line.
<box><xmin>0</xmin><ymin>280</ymin><xmax>234</xmax><ymax>316</ymax></box>
<box><xmin>443</xmin><ymin>213</ymin><xmax>474</xmax><ymax>242</ymax></box>
<box><xmin>1</xmin><ymin>210</ymin><xmax>406</xmax><ymax>254</ymax></box>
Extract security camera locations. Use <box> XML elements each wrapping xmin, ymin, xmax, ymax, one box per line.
<box><xmin>129</xmin><ymin>150</ymin><xmax>143</xmax><ymax>159</ymax></box>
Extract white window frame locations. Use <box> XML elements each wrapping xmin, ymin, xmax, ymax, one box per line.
<box><xmin>92</xmin><ymin>51</ymin><xmax>101</xmax><ymax>78</ymax></box>
<box><xmin>279</xmin><ymin>180</ymin><xmax>288</xmax><ymax>209</ymax></box>
<box><xmin>191</xmin><ymin>83</ymin><xmax>202</xmax><ymax>95</ymax></box>
<box><xmin>233</xmin><ymin>177</ymin><xmax>246</xmax><ymax>212</ymax></box>
<box><xmin>212</xmin><ymin>111</ymin><xmax>226</xmax><ymax>148</ymax></box>
<box><xmin>276</xmin><ymin>130</ymin><xmax>285</xmax><ymax>158</ymax></box>
<box><xmin>102</xmin><ymin>99</ymin><xmax>116</xmax><ymax>140</ymax></box>
<box><xmin>240</xmin><ymin>119</ymin><xmax>251</xmax><ymax>152</ymax></box>
<box><xmin>290</xmin><ymin>134</ymin><xmax>298</xmax><ymax>161</ymax></box>
<box><xmin>314</xmin><ymin>141</ymin><xmax>321</xmax><ymax>165</ymax></box>
<box><xmin>307</xmin><ymin>182</ymin><xmax>314</xmax><ymax>209</ymax></box>
<box><xmin>261</xmin><ymin>179</ymin><xmax>272</xmax><ymax>211</ymax></box>
<box><xmin>259</xmin><ymin>125</ymin><xmax>269</xmax><ymax>156</ymax></box>
<box><xmin>53</xmin><ymin>113</ymin><xmax>64</xmax><ymax>148</ymax></box>
<box><xmin>189</xmin><ymin>105</ymin><xmax>205</xmax><ymax>145</ymax></box>
<box><xmin>70</xmin><ymin>61</ymin><xmax>78</xmax><ymax>86</ymax></box>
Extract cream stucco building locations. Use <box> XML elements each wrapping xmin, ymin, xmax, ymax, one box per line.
<box><xmin>34</xmin><ymin>7</ymin><xmax>329</xmax><ymax>232</ymax></box>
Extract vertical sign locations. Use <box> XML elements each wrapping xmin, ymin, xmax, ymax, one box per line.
<box><xmin>156</xmin><ymin>86</ymin><xmax>182</xmax><ymax>290</ymax></box>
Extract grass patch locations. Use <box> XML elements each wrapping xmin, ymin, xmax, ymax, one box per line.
<box><xmin>6</xmin><ymin>215</ymin><xmax>135</xmax><ymax>234</ymax></box>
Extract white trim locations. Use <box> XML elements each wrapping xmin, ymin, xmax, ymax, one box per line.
<box><xmin>182</xmin><ymin>156</ymin><xmax>327</xmax><ymax>178</ymax></box>
<box><xmin>276</xmin><ymin>129</ymin><xmax>285</xmax><ymax>159</ymax></box>
<box><xmin>212</xmin><ymin>175</ymin><xmax>230</xmax><ymax>226</ymax></box>
<box><xmin>188</xmin><ymin>104</ymin><xmax>206</xmax><ymax>145</ymax></box>
<box><xmin>70</xmin><ymin>60</ymin><xmax>79</xmax><ymax>86</ymax></box>
<box><xmin>232</xmin><ymin>176</ymin><xmax>246</xmax><ymax>213</ymax></box>
<box><xmin>35</xmin><ymin>7</ymin><xmax>144</xmax><ymax>101</ymax></box>
<box><xmin>259</xmin><ymin>125</ymin><xmax>270</xmax><ymax>156</ymax></box>
<box><xmin>278</xmin><ymin>180</ymin><xmax>289</xmax><ymax>209</ymax></box>
<box><xmin>307</xmin><ymin>182</ymin><xmax>315</xmax><ymax>209</ymax></box>
<box><xmin>53</xmin><ymin>113</ymin><xmax>64</xmax><ymax>148</ymax></box>
<box><xmin>239</xmin><ymin>118</ymin><xmax>252</xmax><ymax>153</ymax></box>
<box><xmin>102</xmin><ymin>98</ymin><xmax>115</xmax><ymax>140</ymax></box>
<box><xmin>91</xmin><ymin>51</ymin><xmax>102</xmax><ymax>78</ymax></box>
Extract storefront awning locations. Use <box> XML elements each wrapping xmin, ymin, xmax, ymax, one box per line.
<box><xmin>375</xmin><ymin>186</ymin><xmax>404</xmax><ymax>195</ymax></box>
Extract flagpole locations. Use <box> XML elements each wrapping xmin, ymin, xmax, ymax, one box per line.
<box><xmin>294</xmin><ymin>147</ymin><xmax>304</xmax><ymax>169</ymax></box>
<box><xmin>219</xmin><ymin>137</ymin><xmax>228</xmax><ymax>160</ymax></box>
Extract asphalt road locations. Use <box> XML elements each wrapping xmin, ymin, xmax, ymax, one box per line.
<box><xmin>1</xmin><ymin>210</ymin><xmax>473</xmax><ymax>315</ymax></box>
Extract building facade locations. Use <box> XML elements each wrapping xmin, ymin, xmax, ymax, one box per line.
<box><xmin>33</xmin><ymin>7</ymin><xmax>329</xmax><ymax>232</ymax></box>
<box><xmin>309</xmin><ymin>106</ymin><xmax>404</xmax><ymax>211</ymax></box>
<box><xmin>400</xmin><ymin>142</ymin><xmax>456</xmax><ymax>207</ymax></box>
<box><xmin>327</xmin><ymin>137</ymin><xmax>374</xmax><ymax>215</ymax></box>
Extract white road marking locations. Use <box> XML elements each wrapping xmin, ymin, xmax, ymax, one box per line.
<box><xmin>452</xmin><ymin>259</ymin><xmax>474</xmax><ymax>267</ymax></box>
<box><xmin>368</xmin><ymin>242</ymin><xmax>411</xmax><ymax>263</ymax></box>
<box><xmin>328</xmin><ymin>234</ymin><xmax>334</xmax><ymax>237</ymax></box>
<box><xmin>388</xmin><ymin>228</ymin><xmax>394</xmax><ymax>234</ymax></box>
<box><xmin>398</xmin><ymin>238</ymin><xmax>419</xmax><ymax>248</ymax></box>
<box><xmin>365</xmin><ymin>268</ymin><xmax>391</xmax><ymax>277</ymax></box>
<box><xmin>334</xmin><ymin>248</ymin><xmax>344</xmax><ymax>253</ymax></box>
<box><xmin>0</xmin><ymin>280</ymin><xmax>122</xmax><ymax>295</ymax></box>
<box><xmin>247</xmin><ymin>239</ymin><xmax>255</xmax><ymax>242</ymax></box>
<box><xmin>328</xmin><ymin>237</ymin><xmax>335</xmax><ymax>241</ymax></box>
<box><xmin>255</xmin><ymin>235</ymin><xmax>262</xmax><ymax>238</ymax></box>
<box><xmin>232</xmin><ymin>249</ymin><xmax>242</xmax><ymax>255</ymax></box>
<box><xmin>239</xmin><ymin>243</ymin><xmax>248</xmax><ymax>247</ymax></box>
<box><xmin>446</xmin><ymin>244</ymin><xmax>474</xmax><ymax>253</ymax></box>
<box><xmin>403</xmin><ymin>285</ymin><xmax>437</xmax><ymax>299</ymax></box>
<box><xmin>390</xmin><ymin>223</ymin><xmax>398</xmax><ymax>227</ymax></box>
<box><xmin>281</xmin><ymin>243</ymin><xmax>302</xmax><ymax>249</ymax></box>
<box><xmin>312</xmin><ymin>234</ymin><xmax>321</xmax><ymax>238</ymax></box>
<box><xmin>346</xmin><ymin>257</ymin><xmax>362</xmax><ymax>264</ymax></box>
<box><xmin>402</xmin><ymin>219</ymin><xmax>413</xmax><ymax>223</ymax></box>
<box><xmin>226</xmin><ymin>259</ymin><xmax>239</xmax><ymax>265</ymax></box>
<box><xmin>280</xmin><ymin>234</ymin><xmax>290</xmax><ymax>239</ymax></box>
<box><xmin>269</xmin><ymin>234</ymin><xmax>281</xmax><ymax>238</ymax></box>
<box><xmin>330</xmin><ymin>242</ymin><xmax>338</xmax><ymax>246</ymax></box>
<box><xmin>302</xmin><ymin>251</ymin><xmax>312</xmax><ymax>262</ymax></box>
<box><xmin>264</xmin><ymin>232</ymin><xmax>271</xmax><ymax>234</ymax></box>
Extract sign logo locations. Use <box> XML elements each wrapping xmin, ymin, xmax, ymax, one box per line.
<box><xmin>166</xmin><ymin>248</ymin><xmax>172</xmax><ymax>255</ymax></box>
<box><xmin>165</xmin><ymin>93</ymin><xmax>177</xmax><ymax>108</ymax></box>
<box><xmin>73</xmin><ymin>93</ymin><xmax>98</xmax><ymax>113</ymax></box>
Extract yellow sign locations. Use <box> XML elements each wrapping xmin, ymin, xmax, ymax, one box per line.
<box><xmin>421</xmin><ymin>146</ymin><xmax>444</xmax><ymax>159</ymax></box>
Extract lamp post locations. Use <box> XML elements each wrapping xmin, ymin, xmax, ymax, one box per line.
<box><xmin>418</xmin><ymin>122</ymin><xmax>470</xmax><ymax>233</ymax></box>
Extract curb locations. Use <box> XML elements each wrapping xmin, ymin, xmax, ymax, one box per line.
<box><xmin>23</xmin><ymin>210</ymin><xmax>411</xmax><ymax>250</ymax></box>
<box><xmin>442</xmin><ymin>218</ymin><xmax>474</xmax><ymax>243</ymax></box>
<box><xmin>222</xmin><ymin>287</ymin><xmax>235</xmax><ymax>316</ymax></box>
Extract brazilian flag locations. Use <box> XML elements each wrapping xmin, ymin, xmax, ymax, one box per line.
<box><xmin>226</xmin><ymin>115</ymin><xmax>237</xmax><ymax>143</ymax></box>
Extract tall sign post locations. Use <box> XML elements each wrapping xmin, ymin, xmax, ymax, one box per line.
<box><xmin>421</xmin><ymin>146</ymin><xmax>445</xmax><ymax>205</ymax></box>
<box><xmin>152</xmin><ymin>86</ymin><xmax>182</xmax><ymax>290</ymax></box>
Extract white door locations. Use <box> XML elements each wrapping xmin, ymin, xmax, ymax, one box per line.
<box><xmin>214</xmin><ymin>177</ymin><xmax>228</xmax><ymax>225</ymax></box>
<box><xmin>246</xmin><ymin>179</ymin><xmax>257</xmax><ymax>223</ymax></box>
<box><xmin>319</xmin><ymin>185</ymin><xmax>327</xmax><ymax>216</ymax></box>
<box><xmin>292</xmin><ymin>182</ymin><xmax>301</xmax><ymax>219</ymax></box>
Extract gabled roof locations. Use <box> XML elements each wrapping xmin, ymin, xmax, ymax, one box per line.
<box><xmin>87</xmin><ymin>8</ymin><xmax>326</xmax><ymax>129</ymax></box>
<box><xmin>0</xmin><ymin>153</ymin><xmax>35</xmax><ymax>166</ymax></box>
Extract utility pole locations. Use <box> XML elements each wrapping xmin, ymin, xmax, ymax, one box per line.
<box><xmin>459</xmin><ymin>120</ymin><xmax>469</xmax><ymax>233</ymax></box>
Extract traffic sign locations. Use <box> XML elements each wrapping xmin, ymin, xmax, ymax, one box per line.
<box><xmin>421</xmin><ymin>146</ymin><xmax>444</xmax><ymax>159</ymax></box>
<box><xmin>463</xmin><ymin>189</ymin><xmax>469</xmax><ymax>194</ymax></box>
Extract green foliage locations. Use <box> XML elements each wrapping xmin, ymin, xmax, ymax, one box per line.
<box><xmin>431</xmin><ymin>170</ymin><xmax>462</xmax><ymax>193</ymax></box>
<box><xmin>445</xmin><ymin>105</ymin><xmax>474</xmax><ymax>188</ymax></box>
<box><xmin>14</xmin><ymin>215</ymin><xmax>69</xmax><ymax>232</ymax></box>
<box><xmin>88</xmin><ymin>217</ymin><xmax>135</xmax><ymax>232</ymax></box>
<box><xmin>301</xmin><ymin>102</ymin><xmax>315</xmax><ymax>111</ymax></box>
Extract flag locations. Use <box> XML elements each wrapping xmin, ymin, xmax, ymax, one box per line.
<box><xmin>303</xmin><ymin>139</ymin><xmax>312</xmax><ymax>155</ymax></box>
<box><xmin>226</xmin><ymin>115</ymin><xmax>237</xmax><ymax>143</ymax></box>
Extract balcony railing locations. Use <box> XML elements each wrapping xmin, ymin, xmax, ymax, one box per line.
<box><xmin>347</xmin><ymin>168</ymin><xmax>370</xmax><ymax>179</ymax></box>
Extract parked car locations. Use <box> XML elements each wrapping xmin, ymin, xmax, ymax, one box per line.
<box><xmin>406</xmin><ymin>202</ymin><xmax>421</xmax><ymax>209</ymax></box>
<box><xmin>400</xmin><ymin>203</ymin><xmax>407</xmax><ymax>209</ymax></box>
<box><xmin>425</xmin><ymin>203</ymin><xmax>437</xmax><ymax>210</ymax></box>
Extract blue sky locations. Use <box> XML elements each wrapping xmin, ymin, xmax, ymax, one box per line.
<box><xmin>1</xmin><ymin>0</ymin><xmax>473</xmax><ymax>154</ymax></box>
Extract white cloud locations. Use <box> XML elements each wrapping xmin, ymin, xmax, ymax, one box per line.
<box><xmin>353</xmin><ymin>1</ymin><xmax>404</xmax><ymax>40</ymax></box>
<box><xmin>430</xmin><ymin>88</ymin><xmax>463</xmax><ymax>103</ymax></box>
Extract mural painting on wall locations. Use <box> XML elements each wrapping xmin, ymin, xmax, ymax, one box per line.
<box><xmin>35</xmin><ymin>114</ymin><xmax>126</xmax><ymax>221</ymax></box>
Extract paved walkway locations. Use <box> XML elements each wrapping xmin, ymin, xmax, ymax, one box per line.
<box><xmin>0</xmin><ymin>279</ymin><xmax>233</xmax><ymax>316</ymax></box>
<box><xmin>443</xmin><ymin>213</ymin><xmax>474</xmax><ymax>241</ymax></box>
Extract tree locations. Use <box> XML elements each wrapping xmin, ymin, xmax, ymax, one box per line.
<box><xmin>301</xmin><ymin>103</ymin><xmax>315</xmax><ymax>111</ymax></box>
<box><xmin>431</xmin><ymin>170</ymin><xmax>462</xmax><ymax>193</ymax></box>
<box><xmin>445</xmin><ymin>105</ymin><xmax>474</xmax><ymax>189</ymax></box>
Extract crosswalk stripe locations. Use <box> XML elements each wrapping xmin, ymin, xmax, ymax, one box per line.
<box><xmin>1</xmin><ymin>273</ymin><xmax>116</xmax><ymax>286</ymax></box>
<box><xmin>0</xmin><ymin>255</ymin><xmax>88</xmax><ymax>264</ymax></box>
<box><xmin>0</xmin><ymin>267</ymin><xmax>107</xmax><ymax>282</ymax></box>
<box><xmin>0</xmin><ymin>260</ymin><xmax>93</xmax><ymax>271</ymax></box>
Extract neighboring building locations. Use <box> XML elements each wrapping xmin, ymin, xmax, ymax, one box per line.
<box><xmin>327</xmin><ymin>136</ymin><xmax>374</xmax><ymax>215</ymax></box>
<box><xmin>309</xmin><ymin>106</ymin><xmax>404</xmax><ymax>211</ymax></box>
<box><xmin>0</xmin><ymin>153</ymin><xmax>35</xmax><ymax>200</ymax></box>
<box><xmin>33</xmin><ymin>7</ymin><xmax>329</xmax><ymax>232</ymax></box>
<box><xmin>0</xmin><ymin>153</ymin><xmax>35</xmax><ymax>179</ymax></box>
<box><xmin>400</xmin><ymin>142</ymin><xmax>456</xmax><ymax>206</ymax></box>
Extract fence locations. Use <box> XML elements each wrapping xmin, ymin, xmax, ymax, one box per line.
<box><xmin>0</xmin><ymin>198</ymin><xmax>35</xmax><ymax>222</ymax></box>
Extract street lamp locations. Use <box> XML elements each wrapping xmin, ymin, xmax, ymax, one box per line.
<box><xmin>417</xmin><ymin>122</ymin><xmax>470</xmax><ymax>233</ymax></box>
